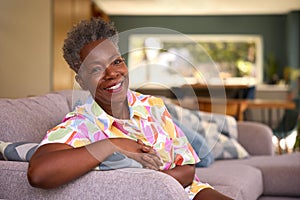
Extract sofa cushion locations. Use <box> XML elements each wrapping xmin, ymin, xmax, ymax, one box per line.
<box><xmin>172</xmin><ymin>118</ymin><xmax>214</xmax><ymax>167</ymax></box>
<box><xmin>196</xmin><ymin>161</ymin><xmax>263</xmax><ymax>200</ymax></box>
<box><xmin>202</xmin><ymin>120</ymin><xmax>249</xmax><ymax>160</ymax></box>
<box><xmin>0</xmin><ymin>92</ymin><xmax>70</xmax><ymax>143</ymax></box>
<box><xmin>230</xmin><ymin>153</ymin><xmax>300</xmax><ymax>197</ymax></box>
<box><xmin>0</xmin><ymin>141</ymin><xmax>38</xmax><ymax>161</ymax></box>
<box><xmin>258</xmin><ymin>197</ymin><xmax>300</xmax><ymax>200</ymax></box>
<box><xmin>164</xmin><ymin>99</ymin><xmax>249</xmax><ymax>160</ymax></box>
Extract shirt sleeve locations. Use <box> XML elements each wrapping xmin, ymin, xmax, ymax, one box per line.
<box><xmin>171</xmin><ymin>116</ymin><xmax>200</xmax><ymax>166</ymax></box>
<box><xmin>39</xmin><ymin>114</ymin><xmax>92</xmax><ymax>148</ymax></box>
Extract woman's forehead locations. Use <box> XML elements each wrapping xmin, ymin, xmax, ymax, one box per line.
<box><xmin>80</xmin><ymin>39</ymin><xmax>120</xmax><ymax>63</ymax></box>
<box><xmin>81</xmin><ymin>39</ymin><xmax>118</xmax><ymax>58</ymax></box>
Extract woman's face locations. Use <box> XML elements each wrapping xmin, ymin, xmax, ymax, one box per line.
<box><xmin>77</xmin><ymin>39</ymin><xmax>129</xmax><ymax>108</ymax></box>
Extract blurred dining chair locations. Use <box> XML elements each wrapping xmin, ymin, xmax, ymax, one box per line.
<box><xmin>272</xmin><ymin>98</ymin><xmax>300</xmax><ymax>154</ymax></box>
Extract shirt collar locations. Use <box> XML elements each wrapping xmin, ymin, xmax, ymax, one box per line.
<box><xmin>82</xmin><ymin>90</ymin><xmax>149</xmax><ymax>130</ymax></box>
<box><xmin>127</xmin><ymin>90</ymin><xmax>149</xmax><ymax>120</ymax></box>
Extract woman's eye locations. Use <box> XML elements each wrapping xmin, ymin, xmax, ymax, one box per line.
<box><xmin>113</xmin><ymin>58</ymin><xmax>125</xmax><ymax>66</ymax></box>
<box><xmin>91</xmin><ymin>67</ymin><xmax>104</xmax><ymax>74</ymax></box>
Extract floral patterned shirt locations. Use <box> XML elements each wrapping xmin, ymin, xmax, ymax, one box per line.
<box><xmin>40</xmin><ymin>90</ymin><xmax>212</xmax><ymax>199</ymax></box>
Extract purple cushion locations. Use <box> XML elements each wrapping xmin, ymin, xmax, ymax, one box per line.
<box><xmin>0</xmin><ymin>92</ymin><xmax>70</xmax><ymax>143</ymax></box>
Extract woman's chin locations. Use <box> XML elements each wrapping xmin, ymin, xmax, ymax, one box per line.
<box><xmin>95</xmin><ymin>90</ymin><xmax>127</xmax><ymax>105</ymax></box>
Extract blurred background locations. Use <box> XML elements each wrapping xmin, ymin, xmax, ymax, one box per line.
<box><xmin>0</xmin><ymin>0</ymin><xmax>299</xmax><ymax>98</ymax></box>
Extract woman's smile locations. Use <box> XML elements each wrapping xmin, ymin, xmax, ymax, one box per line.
<box><xmin>103</xmin><ymin>81</ymin><xmax>124</xmax><ymax>93</ymax></box>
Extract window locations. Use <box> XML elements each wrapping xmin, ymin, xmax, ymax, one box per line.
<box><xmin>128</xmin><ymin>34</ymin><xmax>263</xmax><ymax>88</ymax></box>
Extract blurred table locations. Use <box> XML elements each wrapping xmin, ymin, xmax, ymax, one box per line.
<box><xmin>247</xmin><ymin>99</ymin><xmax>296</xmax><ymax>126</ymax></box>
<box><xmin>173</xmin><ymin>97</ymin><xmax>248</xmax><ymax>121</ymax></box>
<box><xmin>135</xmin><ymin>83</ymin><xmax>255</xmax><ymax>99</ymax></box>
<box><xmin>197</xmin><ymin>97</ymin><xmax>248</xmax><ymax>121</ymax></box>
<box><xmin>180</xmin><ymin>83</ymin><xmax>255</xmax><ymax>99</ymax></box>
<box><xmin>247</xmin><ymin>99</ymin><xmax>295</xmax><ymax>109</ymax></box>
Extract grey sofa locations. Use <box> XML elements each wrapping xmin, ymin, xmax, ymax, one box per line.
<box><xmin>0</xmin><ymin>90</ymin><xmax>299</xmax><ymax>200</ymax></box>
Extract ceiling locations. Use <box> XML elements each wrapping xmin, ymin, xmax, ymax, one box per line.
<box><xmin>93</xmin><ymin>0</ymin><xmax>300</xmax><ymax>16</ymax></box>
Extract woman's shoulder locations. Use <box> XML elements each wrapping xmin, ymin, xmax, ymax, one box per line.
<box><xmin>62</xmin><ymin>102</ymin><xmax>95</xmax><ymax>123</ymax></box>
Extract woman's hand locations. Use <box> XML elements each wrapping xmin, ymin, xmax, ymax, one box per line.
<box><xmin>109</xmin><ymin>138</ymin><xmax>162</xmax><ymax>170</ymax></box>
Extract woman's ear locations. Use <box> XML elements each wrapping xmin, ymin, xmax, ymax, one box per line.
<box><xmin>75</xmin><ymin>74</ymin><xmax>87</xmax><ymax>90</ymax></box>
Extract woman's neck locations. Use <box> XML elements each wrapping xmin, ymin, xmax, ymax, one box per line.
<box><xmin>100</xmin><ymin>100</ymin><xmax>130</xmax><ymax>119</ymax></box>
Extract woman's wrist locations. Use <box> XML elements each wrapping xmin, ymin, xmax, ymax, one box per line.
<box><xmin>85</xmin><ymin>139</ymin><xmax>117</xmax><ymax>163</ymax></box>
<box><xmin>159</xmin><ymin>165</ymin><xmax>195</xmax><ymax>188</ymax></box>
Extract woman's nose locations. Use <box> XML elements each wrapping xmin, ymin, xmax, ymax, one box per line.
<box><xmin>104</xmin><ymin>65</ymin><xmax>118</xmax><ymax>79</ymax></box>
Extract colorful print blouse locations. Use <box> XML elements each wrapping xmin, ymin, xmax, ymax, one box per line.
<box><xmin>40</xmin><ymin>90</ymin><xmax>212</xmax><ymax>199</ymax></box>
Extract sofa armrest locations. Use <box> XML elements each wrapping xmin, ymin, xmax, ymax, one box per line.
<box><xmin>0</xmin><ymin>161</ymin><xmax>188</xmax><ymax>200</ymax></box>
<box><xmin>237</xmin><ymin>121</ymin><xmax>274</xmax><ymax>156</ymax></box>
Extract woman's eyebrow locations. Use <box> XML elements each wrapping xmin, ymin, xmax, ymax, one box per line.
<box><xmin>108</xmin><ymin>54</ymin><xmax>122</xmax><ymax>61</ymax></box>
<box><xmin>83</xmin><ymin>52</ymin><xmax>121</xmax><ymax>68</ymax></box>
<box><xmin>85</xmin><ymin>60</ymin><xmax>106</xmax><ymax>69</ymax></box>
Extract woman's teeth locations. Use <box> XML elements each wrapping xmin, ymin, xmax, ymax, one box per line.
<box><xmin>106</xmin><ymin>82</ymin><xmax>122</xmax><ymax>90</ymax></box>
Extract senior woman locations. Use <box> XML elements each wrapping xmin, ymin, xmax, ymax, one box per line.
<box><xmin>27</xmin><ymin>18</ymin><xmax>232</xmax><ymax>200</ymax></box>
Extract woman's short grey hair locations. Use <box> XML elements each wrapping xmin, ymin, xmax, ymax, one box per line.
<box><xmin>63</xmin><ymin>18</ymin><xmax>119</xmax><ymax>73</ymax></box>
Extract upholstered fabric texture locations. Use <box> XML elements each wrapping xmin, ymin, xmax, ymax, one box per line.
<box><xmin>0</xmin><ymin>162</ymin><xmax>188</xmax><ymax>200</ymax></box>
<box><xmin>196</xmin><ymin>162</ymin><xmax>263</xmax><ymax>200</ymax></box>
<box><xmin>0</xmin><ymin>92</ymin><xmax>70</xmax><ymax>143</ymax></box>
<box><xmin>220</xmin><ymin>153</ymin><xmax>300</xmax><ymax>197</ymax></box>
<box><xmin>237</xmin><ymin>121</ymin><xmax>274</xmax><ymax>156</ymax></box>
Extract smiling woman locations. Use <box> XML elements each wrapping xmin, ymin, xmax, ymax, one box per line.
<box><xmin>27</xmin><ymin>18</ymin><xmax>233</xmax><ymax>200</ymax></box>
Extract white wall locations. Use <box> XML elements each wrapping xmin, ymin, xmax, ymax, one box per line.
<box><xmin>0</xmin><ymin>0</ymin><xmax>51</xmax><ymax>98</ymax></box>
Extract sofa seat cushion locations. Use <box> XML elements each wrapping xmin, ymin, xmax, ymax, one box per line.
<box><xmin>196</xmin><ymin>161</ymin><xmax>263</xmax><ymax>200</ymax></box>
<box><xmin>230</xmin><ymin>153</ymin><xmax>300</xmax><ymax>197</ymax></box>
<box><xmin>258</xmin><ymin>197</ymin><xmax>300</xmax><ymax>200</ymax></box>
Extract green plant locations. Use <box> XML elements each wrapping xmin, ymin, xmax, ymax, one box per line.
<box><xmin>294</xmin><ymin>119</ymin><xmax>300</xmax><ymax>152</ymax></box>
<box><xmin>265</xmin><ymin>54</ymin><xmax>279</xmax><ymax>84</ymax></box>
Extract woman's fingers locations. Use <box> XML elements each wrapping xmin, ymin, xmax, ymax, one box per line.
<box><xmin>136</xmin><ymin>139</ymin><xmax>163</xmax><ymax>168</ymax></box>
<box><xmin>153</xmin><ymin>154</ymin><xmax>163</xmax><ymax>167</ymax></box>
<box><xmin>137</xmin><ymin>139</ymin><xmax>152</xmax><ymax>153</ymax></box>
<box><xmin>136</xmin><ymin>139</ymin><xmax>144</xmax><ymax>146</ymax></box>
<box><xmin>141</xmin><ymin>154</ymin><xmax>163</xmax><ymax>170</ymax></box>
<box><xmin>137</xmin><ymin>140</ymin><xmax>158</xmax><ymax>155</ymax></box>
<box><xmin>141</xmin><ymin>145</ymin><xmax>151</xmax><ymax>152</ymax></box>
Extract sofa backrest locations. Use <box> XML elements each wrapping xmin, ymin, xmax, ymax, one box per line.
<box><xmin>0</xmin><ymin>91</ymin><xmax>72</xmax><ymax>143</ymax></box>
